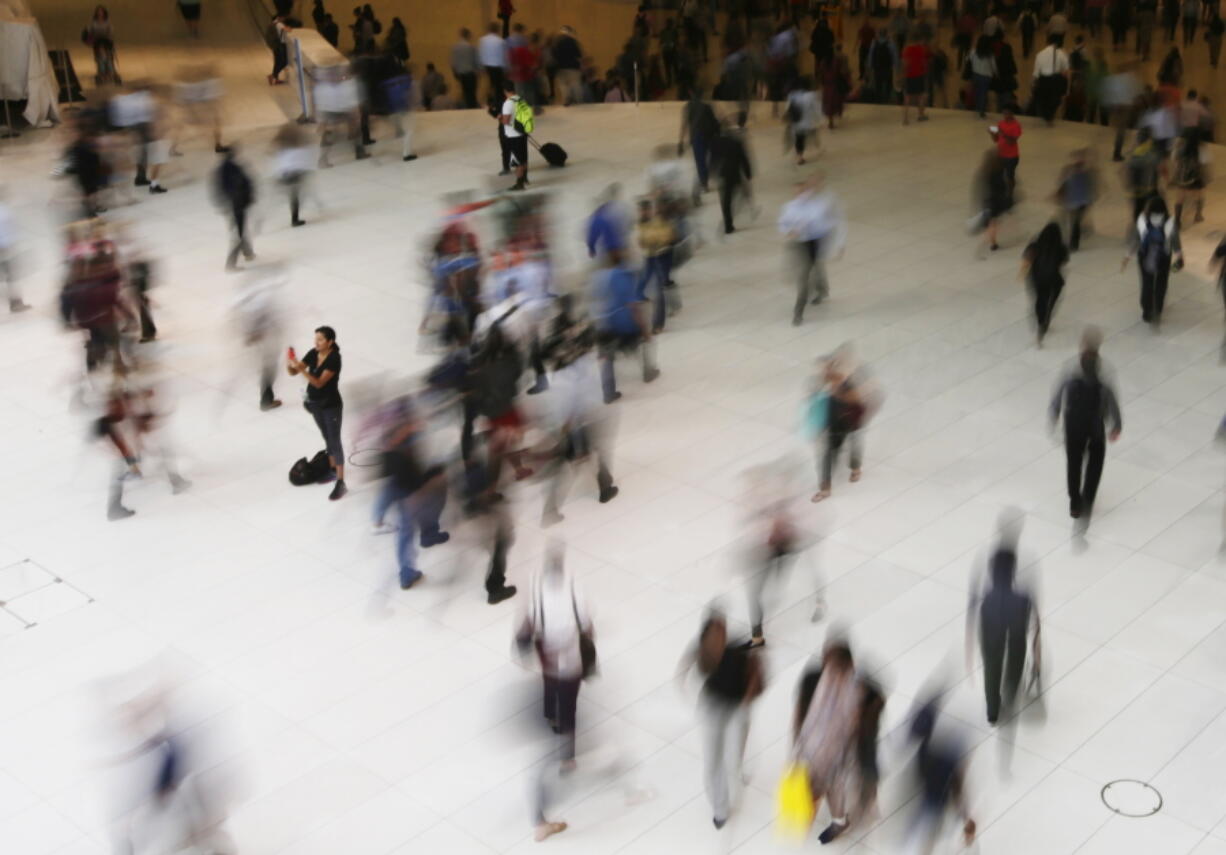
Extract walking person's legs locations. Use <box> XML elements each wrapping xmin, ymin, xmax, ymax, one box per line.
<box><xmin>1065</xmin><ymin>431</ymin><xmax>1087</xmax><ymax>515</ymax></box>
<box><xmin>981</xmin><ymin>635</ymin><xmax>1007</xmax><ymax>723</ymax></box>
<box><xmin>700</xmin><ymin>699</ymin><xmax>733</xmax><ymax>825</ymax></box>
<box><xmin>793</xmin><ymin>239</ymin><xmax>817</xmax><ymax>324</ymax></box>
<box><xmin>1082</xmin><ymin>432</ymin><xmax>1106</xmax><ymax>513</ymax></box>
<box><xmin>1140</xmin><ymin>268</ymin><xmax>1157</xmax><ymax>321</ymax></box>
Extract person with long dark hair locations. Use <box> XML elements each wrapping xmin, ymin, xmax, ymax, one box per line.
<box><xmin>1021</xmin><ymin>222</ymin><xmax>1069</xmax><ymax>346</ymax></box>
<box><xmin>85</xmin><ymin>5</ymin><xmax>119</xmax><ymax>85</ymax></box>
<box><xmin>1123</xmin><ymin>195</ymin><xmax>1182</xmax><ymax>325</ymax></box>
<box><xmin>677</xmin><ymin>611</ymin><xmax>765</xmax><ymax>831</ymax></box>
<box><xmin>972</xmin><ymin>147</ymin><xmax>1010</xmax><ymax>254</ymax></box>
<box><xmin>287</xmin><ymin>325</ymin><xmax>347</xmax><ymax>500</ymax></box>
<box><xmin>968</xmin><ymin>36</ymin><xmax>996</xmax><ymax>118</ymax></box>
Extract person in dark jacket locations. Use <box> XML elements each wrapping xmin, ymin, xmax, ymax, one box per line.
<box><xmin>60</xmin><ymin>119</ymin><xmax>108</xmax><ymax>217</ymax></box>
<box><xmin>384</xmin><ymin>17</ymin><xmax>408</xmax><ymax>63</ymax></box>
<box><xmin>213</xmin><ymin>147</ymin><xmax>256</xmax><ymax>271</ymax></box>
<box><xmin>966</xmin><ymin>513</ymin><xmax>1040</xmax><ymax>726</ymax></box>
<box><xmin>1021</xmin><ymin>222</ymin><xmax>1069</xmax><ymax>345</ymax></box>
<box><xmin>320</xmin><ymin>13</ymin><xmax>339</xmax><ymax>47</ymax></box>
<box><xmin>810</xmin><ymin>16</ymin><xmax>835</xmax><ymax>72</ymax></box>
<box><xmin>1049</xmin><ymin>329</ymin><xmax>1122</xmax><ymax>527</ymax></box>
<box><xmin>710</xmin><ymin>123</ymin><xmax>753</xmax><ymax>235</ymax></box>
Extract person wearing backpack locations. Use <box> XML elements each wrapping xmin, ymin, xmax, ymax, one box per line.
<box><xmin>1049</xmin><ymin>329</ymin><xmax>1122</xmax><ymax>526</ymax></box>
<box><xmin>499</xmin><ymin>80</ymin><xmax>531</xmax><ymax>191</ymax></box>
<box><xmin>1124</xmin><ymin>195</ymin><xmax>1183</xmax><ymax>325</ymax></box>
<box><xmin>1021</xmin><ymin>222</ymin><xmax>1069</xmax><ymax>345</ymax></box>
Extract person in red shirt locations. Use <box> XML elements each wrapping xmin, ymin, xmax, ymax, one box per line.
<box><xmin>901</xmin><ymin>35</ymin><xmax>930</xmax><ymax>124</ymax></box>
<box><xmin>990</xmin><ymin>104</ymin><xmax>1023</xmax><ymax>204</ymax></box>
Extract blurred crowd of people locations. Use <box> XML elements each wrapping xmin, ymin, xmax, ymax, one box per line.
<box><xmin>11</xmin><ymin>0</ymin><xmax>1226</xmax><ymax>852</ymax></box>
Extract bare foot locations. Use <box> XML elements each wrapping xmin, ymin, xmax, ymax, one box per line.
<box><xmin>811</xmin><ymin>489</ymin><xmax>831</xmax><ymax>503</ymax></box>
<box><xmin>535</xmin><ymin>821</ymin><xmax>567</xmax><ymax>842</ymax></box>
<box><xmin>849</xmin><ymin>469</ymin><xmax>862</xmax><ymax>482</ymax></box>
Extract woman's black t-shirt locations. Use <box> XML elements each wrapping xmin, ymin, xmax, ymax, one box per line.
<box><xmin>704</xmin><ymin>645</ymin><xmax>752</xmax><ymax>705</ymax></box>
<box><xmin>303</xmin><ymin>347</ymin><xmax>342</xmax><ymax>409</ymax></box>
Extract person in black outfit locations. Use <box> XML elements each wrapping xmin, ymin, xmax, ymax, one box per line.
<box><xmin>710</xmin><ymin>123</ymin><xmax>753</xmax><ymax>235</ymax></box>
<box><xmin>385</xmin><ymin>17</ymin><xmax>409</xmax><ymax>64</ymax></box>
<box><xmin>59</xmin><ymin>118</ymin><xmax>107</xmax><ymax>217</ymax></box>
<box><xmin>1021</xmin><ymin>222</ymin><xmax>1069</xmax><ymax>345</ymax></box>
<box><xmin>287</xmin><ymin>325</ymin><xmax>347</xmax><ymax>500</ymax></box>
<box><xmin>966</xmin><ymin>515</ymin><xmax>1039</xmax><ymax>726</ymax></box>
<box><xmin>810</xmin><ymin>17</ymin><xmax>835</xmax><ymax>72</ymax></box>
<box><xmin>1049</xmin><ymin>331</ymin><xmax>1122</xmax><ymax>526</ymax></box>
<box><xmin>678</xmin><ymin>612</ymin><xmax>765</xmax><ymax>830</ymax></box>
<box><xmin>213</xmin><ymin>147</ymin><xmax>255</xmax><ymax>271</ymax></box>
<box><xmin>678</xmin><ymin>89</ymin><xmax>719</xmax><ymax>202</ymax></box>
<box><xmin>905</xmin><ymin>697</ymin><xmax>977</xmax><ymax>853</ymax></box>
<box><xmin>320</xmin><ymin>13</ymin><xmax>339</xmax><ymax>48</ymax></box>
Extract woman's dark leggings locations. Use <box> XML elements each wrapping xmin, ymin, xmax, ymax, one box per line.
<box><xmin>310</xmin><ymin>405</ymin><xmax>344</xmax><ymax>468</ymax></box>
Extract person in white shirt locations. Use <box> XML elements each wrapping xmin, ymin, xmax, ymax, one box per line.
<box><xmin>784</xmin><ymin>76</ymin><xmax>823</xmax><ymax>166</ymax></box>
<box><xmin>0</xmin><ymin>192</ymin><xmax>29</xmax><ymax>313</ymax></box>
<box><xmin>779</xmin><ymin>175</ymin><xmax>845</xmax><ymax>325</ymax></box>
<box><xmin>313</xmin><ymin>64</ymin><xmax>369</xmax><ymax>167</ymax></box>
<box><xmin>478</xmin><ymin>22</ymin><xmax>507</xmax><ymax>104</ymax></box>
<box><xmin>233</xmin><ymin>262</ymin><xmax>287</xmax><ymax>411</ymax></box>
<box><xmin>499</xmin><ymin>80</ymin><xmax>529</xmax><ymax>190</ymax></box>
<box><xmin>1032</xmin><ymin>36</ymin><xmax>1070</xmax><ymax>124</ymax></box>
<box><xmin>272</xmin><ymin>121</ymin><xmax>315</xmax><ymax>227</ymax></box>
<box><xmin>517</xmin><ymin>544</ymin><xmax>594</xmax><ymax>841</ymax></box>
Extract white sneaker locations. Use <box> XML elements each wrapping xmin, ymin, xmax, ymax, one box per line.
<box><xmin>372</xmin><ymin>522</ymin><xmax>396</xmax><ymax>535</ymax></box>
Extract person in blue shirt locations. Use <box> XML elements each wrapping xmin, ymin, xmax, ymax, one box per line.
<box><xmin>586</xmin><ymin>184</ymin><xmax>630</xmax><ymax>262</ymax></box>
<box><xmin>590</xmin><ymin>250</ymin><xmax>659</xmax><ymax>403</ymax></box>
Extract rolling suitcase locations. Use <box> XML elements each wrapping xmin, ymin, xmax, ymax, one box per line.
<box><xmin>530</xmin><ymin>136</ymin><xmax>568</xmax><ymax>167</ymax></box>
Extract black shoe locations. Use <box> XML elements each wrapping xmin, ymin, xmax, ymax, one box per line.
<box><xmin>108</xmin><ymin>505</ymin><xmax>135</xmax><ymax>521</ymax></box>
<box><xmin>509</xmin><ymin>181</ymin><xmax>526</xmax><ymax>192</ymax></box>
<box><xmin>260</xmin><ymin>399</ymin><xmax>282</xmax><ymax>411</ymax></box>
<box><xmin>713</xmin><ymin>817</ymin><xmax>727</xmax><ymax>830</ymax></box>
<box><xmin>134</xmin><ymin>177</ymin><xmax>150</xmax><ymax>187</ymax></box>
<box><xmin>403</xmin><ymin>154</ymin><xmax>418</xmax><ymax>161</ymax></box>
<box><xmin>149</xmin><ymin>184</ymin><xmax>168</xmax><ymax>194</ymax></box>
<box><xmin>362</xmin><ymin>137</ymin><xmax>375</xmax><ymax>146</ymax></box>
<box><xmin>399</xmin><ymin>569</ymin><xmax>423</xmax><ymax>590</ymax></box>
<box><xmin>792</xmin><ymin>314</ymin><xmax>803</xmax><ymax>326</ymax></box>
<box><xmin>818</xmin><ymin>821</ymin><xmax>848</xmax><ymax>844</ymax></box>
<box><xmin>599</xmin><ymin>486</ymin><xmax>619</xmax><ymax>504</ymax></box>
<box><xmin>487</xmin><ymin>585</ymin><xmax>518</xmax><ymax>605</ymax></box>
<box><xmin>329</xmin><ymin>480</ymin><xmax>348</xmax><ymax>501</ymax></box>
<box><xmin>291</xmin><ymin>218</ymin><xmax>306</xmax><ymax>227</ymax></box>
<box><xmin>604</xmin><ymin>391</ymin><xmax>622</xmax><ymax>404</ymax></box>
<box><xmin>420</xmin><ymin>530</ymin><xmax>450</xmax><ymax>548</ymax></box>
<box><xmin>1070</xmin><ymin>498</ymin><xmax>1081</xmax><ymax>519</ymax></box>
<box><xmin>527</xmin><ymin>377</ymin><xmax>548</xmax><ymax>395</ymax></box>
<box><xmin>215</xmin><ymin>144</ymin><xmax>231</xmax><ymax>154</ymax></box>
<box><xmin>355</xmin><ymin>151</ymin><xmax>371</xmax><ymax>161</ymax></box>
<box><xmin>740</xmin><ymin>638</ymin><xmax>765</xmax><ymax>650</ymax></box>
<box><xmin>643</xmin><ymin>367</ymin><xmax>660</xmax><ymax>383</ymax></box>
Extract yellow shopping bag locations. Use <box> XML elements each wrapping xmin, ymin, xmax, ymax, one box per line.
<box><xmin>775</xmin><ymin>763</ymin><xmax>816</xmax><ymax>841</ymax></box>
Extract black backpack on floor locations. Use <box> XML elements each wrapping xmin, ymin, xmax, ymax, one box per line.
<box><xmin>289</xmin><ymin>450</ymin><xmax>331</xmax><ymax>485</ymax></box>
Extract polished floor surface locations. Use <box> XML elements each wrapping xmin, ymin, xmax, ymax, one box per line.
<box><xmin>2</xmin><ymin>74</ymin><xmax>1226</xmax><ymax>855</ymax></box>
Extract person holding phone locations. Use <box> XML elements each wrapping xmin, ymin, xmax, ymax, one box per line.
<box><xmin>287</xmin><ymin>326</ymin><xmax>346</xmax><ymax>500</ymax></box>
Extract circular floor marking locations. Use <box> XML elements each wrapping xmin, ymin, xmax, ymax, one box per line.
<box><xmin>1101</xmin><ymin>780</ymin><xmax>1163</xmax><ymax>818</ymax></box>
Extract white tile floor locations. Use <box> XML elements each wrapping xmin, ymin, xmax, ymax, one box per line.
<box><xmin>2</xmin><ymin>62</ymin><xmax>1226</xmax><ymax>853</ymax></box>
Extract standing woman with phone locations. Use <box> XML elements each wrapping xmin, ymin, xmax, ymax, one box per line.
<box><xmin>287</xmin><ymin>326</ymin><xmax>347</xmax><ymax>499</ymax></box>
